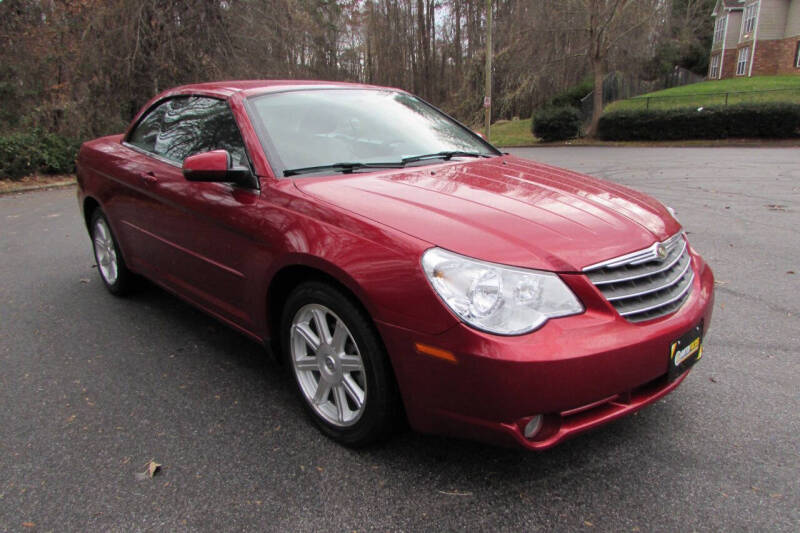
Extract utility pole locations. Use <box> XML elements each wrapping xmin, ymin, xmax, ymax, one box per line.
<box><xmin>484</xmin><ymin>0</ymin><xmax>492</xmax><ymax>142</ymax></box>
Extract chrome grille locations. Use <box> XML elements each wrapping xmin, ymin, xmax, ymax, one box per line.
<box><xmin>584</xmin><ymin>233</ymin><xmax>694</xmax><ymax>323</ymax></box>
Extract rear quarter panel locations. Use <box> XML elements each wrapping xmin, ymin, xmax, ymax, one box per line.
<box><xmin>76</xmin><ymin>134</ymin><xmax>139</xmax><ymax>261</ymax></box>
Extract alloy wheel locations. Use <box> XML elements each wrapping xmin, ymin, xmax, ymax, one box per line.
<box><xmin>290</xmin><ymin>303</ymin><xmax>367</xmax><ymax>427</ymax></box>
<box><xmin>93</xmin><ymin>217</ymin><xmax>119</xmax><ymax>285</ymax></box>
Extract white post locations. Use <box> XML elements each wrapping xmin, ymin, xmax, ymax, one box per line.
<box><xmin>748</xmin><ymin>1</ymin><xmax>762</xmax><ymax>77</ymax></box>
<box><xmin>484</xmin><ymin>0</ymin><xmax>492</xmax><ymax>141</ymax></box>
<box><xmin>718</xmin><ymin>11</ymin><xmax>729</xmax><ymax>79</ymax></box>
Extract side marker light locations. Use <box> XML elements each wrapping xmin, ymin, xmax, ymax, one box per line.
<box><xmin>414</xmin><ymin>343</ymin><xmax>458</xmax><ymax>364</ymax></box>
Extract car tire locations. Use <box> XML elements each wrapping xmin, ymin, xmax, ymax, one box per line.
<box><xmin>90</xmin><ymin>209</ymin><xmax>135</xmax><ymax>296</ymax></box>
<box><xmin>281</xmin><ymin>281</ymin><xmax>398</xmax><ymax>447</ymax></box>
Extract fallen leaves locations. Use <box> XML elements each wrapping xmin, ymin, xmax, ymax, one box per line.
<box><xmin>765</xmin><ymin>204</ymin><xmax>787</xmax><ymax>212</ymax></box>
<box><xmin>135</xmin><ymin>459</ymin><xmax>162</xmax><ymax>480</ymax></box>
<box><xmin>146</xmin><ymin>460</ymin><xmax>161</xmax><ymax>476</ymax></box>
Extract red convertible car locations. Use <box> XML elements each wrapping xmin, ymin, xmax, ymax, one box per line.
<box><xmin>77</xmin><ymin>80</ymin><xmax>714</xmax><ymax>450</ymax></box>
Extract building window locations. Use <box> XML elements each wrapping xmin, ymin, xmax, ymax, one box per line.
<box><xmin>714</xmin><ymin>15</ymin><xmax>726</xmax><ymax>44</ymax></box>
<box><xmin>741</xmin><ymin>2</ymin><xmax>758</xmax><ymax>38</ymax></box>
<box><xmin>710</xmin><ymin>54</ymin><xmax>721</xmax><ymax>78</ymax></box>
<box><xmin>737</xmin><ymin>47</ymin><xmax>750</xmax><ymax>76</ymax></box>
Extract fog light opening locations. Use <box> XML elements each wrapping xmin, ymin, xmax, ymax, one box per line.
<box><xmin>523</xmin><ymin>415</ymin><xmax>543</xmax><ymax>440</ymax></box>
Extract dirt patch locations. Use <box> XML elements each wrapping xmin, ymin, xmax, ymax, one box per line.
<box><xmin>0</xmin><ymin>175</ymin><xmax>76</xmax><ymax>195</ymax></box>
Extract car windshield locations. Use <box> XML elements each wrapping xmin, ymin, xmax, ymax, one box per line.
<box><xmin>247</xmin><ymin>88</ymin><xmax>499</xmax><ymax>176</ymax></box>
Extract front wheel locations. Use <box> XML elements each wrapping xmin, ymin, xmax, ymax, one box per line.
<box><xmin>281</xmin><ymin>282</ymin><xmax>398</xmax><ymax>447</ymax></box>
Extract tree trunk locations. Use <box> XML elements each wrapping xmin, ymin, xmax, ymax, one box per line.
<box><xmin>454</xmin><ymin>0</ymin><xmax>462</xmax><ymax>79</ymax></box>
<box><xmin>587</xmin><ymin>57</ymin><xmax>604</xmax><ymax>137</ymax></box>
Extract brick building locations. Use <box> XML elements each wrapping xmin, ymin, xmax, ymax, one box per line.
<box><xmin>709</xmin><ymin>0</ymin><xmax>800</xmax><ymax>79</ymax></box>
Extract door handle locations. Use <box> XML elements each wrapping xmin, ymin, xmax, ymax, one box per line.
<box><xmin>139</xmin><ymin>172</ymin><xmax>158</xmax><ymax>185</ymax></box>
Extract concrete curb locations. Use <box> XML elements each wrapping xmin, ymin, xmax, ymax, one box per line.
<box><xmin>499</xmin><ymin>139</ymin><xmax>800</xmax><ymax>149</ymax></box>
<box><xmin>0</xmin><ymin>179</ymin><xmax>77</xmax><ymax>196</ymax></box>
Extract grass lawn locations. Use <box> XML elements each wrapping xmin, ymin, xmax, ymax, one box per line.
<box><xmin>484</xmin><ymin>118</ymin><xmax>539</xmax><ymax>147</ymax></box>
<box><xmin>606</xmin><ymin>75</ymin><xmax>800</xmax><ymax>112</ymax></box>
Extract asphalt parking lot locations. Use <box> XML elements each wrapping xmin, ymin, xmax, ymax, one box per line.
<box><xmin>1</xmin><ymin>146</ymin><xmax>798</xmax><ymax>531</ymax></box>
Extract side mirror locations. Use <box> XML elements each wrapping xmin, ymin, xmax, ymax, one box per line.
<box><xmin>474</xmin><ymin>130</ymin><xmax>487</xmax><ymax>140</ymax></box>
<box><xmin>183</xmin><ymin>150</ymin><xmax>256</xmax><ymax>188</ymax></box>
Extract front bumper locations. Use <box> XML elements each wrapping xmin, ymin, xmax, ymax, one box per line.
<box><xmin>378</xmin><ymin>251</ymin><xmax>714</xmax><ymax>450</ymax></box>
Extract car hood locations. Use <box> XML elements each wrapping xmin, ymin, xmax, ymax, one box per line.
<box><xmin>293</xmin><ymin>155</ymin><xmax>681</xmax><ymax>271</ymax></box>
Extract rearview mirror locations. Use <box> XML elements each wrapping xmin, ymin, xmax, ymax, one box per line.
<box><xmin>183</xmin><ymin>150</ymin><xmax>256</xmax><ymax>188</ymax></box>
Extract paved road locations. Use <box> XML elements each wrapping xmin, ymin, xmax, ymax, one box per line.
<box><xmin>1</xmin><ymin>147</ymin><xmax>798</xmax><ymax>531</ymax></box>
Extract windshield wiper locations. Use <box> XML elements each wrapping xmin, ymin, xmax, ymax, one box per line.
<box><xmin>284</xmin><ymin>151</ymin><xmax>491</xmax><ymax>177</ymax></box>
<box><xmin>401</xmin><ymin>151</ymin><xmax>491</xmax><ymax>164</ymax></box>
<box><xmin>283</xmin><ymin>161</ymin><xmax>405</xmax><ymax>177</ymax></box>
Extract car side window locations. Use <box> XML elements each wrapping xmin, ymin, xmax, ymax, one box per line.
<box><xmin>128</xmin><ymin>101</ymin><xmax>168</xmax><ymax>153</ymax></box>
<box><xmin>128</xmin><ymin>97</ymin><xmax>249</xmax><ymax>167</ymax></box>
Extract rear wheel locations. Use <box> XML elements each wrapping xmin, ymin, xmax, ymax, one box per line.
<box><xmin>281</xmin><ymin>281</ymin><xmax>397</xmax><ymax>447</ymax></box>
<box><xmin>90</xmin><ymin>210</ymin><xmax>134</xmax><ymax>295</ymax></box>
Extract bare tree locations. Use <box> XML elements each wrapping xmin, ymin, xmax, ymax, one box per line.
<box><xmin>0</xmin><ymin>0</ymin><xmax>686</xmax><ymax>142</ymax></box>
<box><xmin>577</xmin><ymin>0</ymin><xmax>664</xmax><ymax>135</ymax></box>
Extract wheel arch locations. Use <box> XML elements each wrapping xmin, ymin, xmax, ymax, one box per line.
<box><xmin>265</xmin><ymin>259</ymin><xmax>380</xmax><ymax>360</ymax></box>
<box><xmin>82</xmin><ymin>196</ymin><xmax>101</xmax><ymax>230</ymax></box>
<box><xmin>267</xmin><ymin>262</ymin><xmax>368</xmax><ymax>335</ymax></box>
<box><xmin>81</xmin><ymin>196</ymin><xmax>135</xmax><ymax>278</ymax></box>
<box><xmin>267</xmin><ymin>260</ymin><xmax>406</xmax><ymax>429</ymax></box>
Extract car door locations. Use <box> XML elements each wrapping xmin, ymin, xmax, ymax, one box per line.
<box><xmin>107</xmin><ymin>99</ymin><xmax>173</xmax><ymax>276</ymax></box>
<box><xmin>121</xmin><ymin>96</ymin><xmax>268</xmax><ymax>333</ymax></box>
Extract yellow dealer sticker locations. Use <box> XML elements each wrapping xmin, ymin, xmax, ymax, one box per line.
<box><xmin>668</xmin><ymin>322</ymin><xmax>703</xmax><ymax>381</ymax></box>
<box><xmin>672</xmin><ymin>337</ymin><xmax>700</xmax><ymax>366</ymax></box>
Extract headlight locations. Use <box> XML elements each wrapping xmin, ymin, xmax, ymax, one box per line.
<box><xmin>421</xmin><ymin>248</ymin><xmax>583</xmax><ymax>335</ymax></box>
